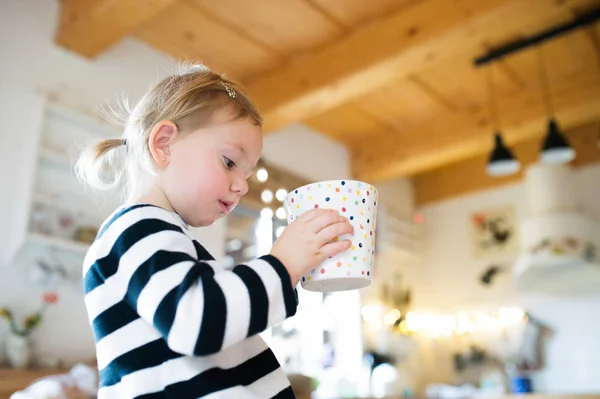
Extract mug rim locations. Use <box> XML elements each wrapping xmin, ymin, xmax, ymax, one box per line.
<box><xmin>285</xmin><ymin>179</ymin><xmax>378</xmax><ymax>198</ymax></box>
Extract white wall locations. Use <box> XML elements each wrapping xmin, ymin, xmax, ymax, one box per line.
<box><xmin>414</xmin><ymin>163</ymin><xmax>600</xmax><ymax>393</ymax></box>
<box><xmin>262</xmin><ymin>123</ymin><xmax>352</xmax><ymax>182</ymax></box>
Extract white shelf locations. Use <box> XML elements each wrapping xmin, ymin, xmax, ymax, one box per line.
<box><xmin>26</xmin><ymin>232</ymin><xmax>90</xmax><ymax>255</ymax></box>
<box><xmin>7</xmin><ymin>103</ymin><xmax>111</xmax><ymax>268</ymax></box>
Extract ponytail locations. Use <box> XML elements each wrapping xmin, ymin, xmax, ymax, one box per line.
<box><xmin>75</xmin><ymin>138</ymin><xmax>126</xmax><ymax>192</ymax></box>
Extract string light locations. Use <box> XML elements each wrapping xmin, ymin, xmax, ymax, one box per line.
<box><xmin>275</xmin><ymin>188</ymin><xmax>288</xmax><ymax>202</ymax></box>
<box><xmin>275</xmin><ymin>207</ymin><xmax>287</xmax><ymax>220</ymax></box>
<box><xmin>362</xmin><ymin>306</ymin><xmax>526</xmax><ymax>338</ymax></box>
<box><xmin>256</xmin><ymin>167</ymin><xmax>268</xmax><ymax>183</ymax></box>
<box><xmin>261</xmin><ymin>189</ymin><xmax>273</xmax><ymax>204</ymax></box>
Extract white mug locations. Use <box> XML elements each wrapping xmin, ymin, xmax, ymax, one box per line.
<box><xmin>284</xmin><ymin>180</ymin><xmax>378</xmax><ymax>292</ymax></box>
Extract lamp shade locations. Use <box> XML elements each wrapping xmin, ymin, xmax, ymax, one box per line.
<box><xmin>540</xmin><ymin>118</ymin><xmax>575</xmax><ymax>164</ymax></box>
<box><xmin>486</xmin><ymin>133</ymin><xmax>520</xmax><ymax>177</ymax></box>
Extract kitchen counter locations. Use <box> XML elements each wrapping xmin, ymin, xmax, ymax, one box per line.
<box><xmin>0</xmin><ymin>368</ymin><xmax>68</xmax><ymax>399</ymax></box>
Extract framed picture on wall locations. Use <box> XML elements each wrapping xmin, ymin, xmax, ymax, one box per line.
<box><xmin>470</xmin><ymin>204</ymin><xmax>519</xmax><ymax>258</ymax></box>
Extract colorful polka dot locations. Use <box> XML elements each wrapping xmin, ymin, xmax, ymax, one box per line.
<box><xmin>342</xmin><ymin>207</ymin><xmax>346</xmax><ymax>212</ymax></box>
<box><xmin>341</xmin><ymin>181</ymin><xmax>346</xmax><ymax>185</ymax></box>
<box><xmin>326</xmin><ymin>197</ymin><xmax>330</xmax><ymax>201</ymax></box>
<box><xmin>337</xmin><ymin>261</ymin><xmax>342</xmax><ymax>267</ymax></box>
<box><xmin>335</xmin><ymin>187</ymin><xmax>340</xmax><ymax>192</ymax></box>
<box><xmin>349</xmin><ymin>216</ymin><xmax>354</xmax><ymax>220</ymax></box>
<box><xmin>321</xmin><ymin>269</ymin><xmax>325</xmax><ymax>274</ymax></box>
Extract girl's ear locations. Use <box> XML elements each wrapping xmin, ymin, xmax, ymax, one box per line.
<box><xmin>148</xmin><ymin>120</ymin><xmax>179</xmax><ymax>167</ymax></box>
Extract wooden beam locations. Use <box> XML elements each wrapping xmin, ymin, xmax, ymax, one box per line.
<box><xmin>246</xmin><ymin>0</ymin><xmax>514</xmax><ymax>131</ymax></box>
<box><xmin>54</xmin><ymin>0</ymin><xmax>178</xmax><ymax>58</ymax></box>
<box><xmin>413</xmin><ymin>122</ymin><xmax>600</xmax><ymax>206</ymax></box>
<box><xmin>245</xmin><ymin>0</ymin><xmax>592</xmax><ymax>132</ymax></box>
<box><xmin>352</xmin><ymin>71</ymin><xmax>600</xmax><ymax>182</ymax></box>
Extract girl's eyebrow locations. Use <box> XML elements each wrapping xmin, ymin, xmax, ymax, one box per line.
<box><xmin>225</xmin><ymin>141</ymin><xmax>246</xmax><ymax>155</ymax></box>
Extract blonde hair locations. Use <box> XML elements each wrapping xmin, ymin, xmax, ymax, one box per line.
<box><xmin>75</xmin><ymin>63</ymin><xmax>262</xmax><ymax>203</ymax></box>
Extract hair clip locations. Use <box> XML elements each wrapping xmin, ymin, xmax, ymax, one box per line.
<box><xmin>121</xmin><ymin>138</ymin><xmax>128</xmax><ymax>147</ymax></box>
<box><xmin>221</xmin><ymin>82</ymin><xmax>237</xmax><ymax>99</ymax></box>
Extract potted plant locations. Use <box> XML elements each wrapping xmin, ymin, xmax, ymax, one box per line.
<box><xmin>0</xmin><ymin>291</ymin><xmax>59</xmax><ymax>368</ymax></box>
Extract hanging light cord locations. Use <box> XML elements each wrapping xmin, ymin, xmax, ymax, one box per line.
<box><xmin>536</xmin><ymin>46</ymin><xmax>555</xmax><ymax>118</ymax></box>
<box><xmin>486</xmin><ymin>64</ymin><xmax>501</xmax><ymax>132</ymax></box>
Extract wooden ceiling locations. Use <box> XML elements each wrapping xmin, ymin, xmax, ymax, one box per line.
<box><xmin>55</xmin><ymin>0</ymin><xmax>600</xmax><ymax>198</ymax></box>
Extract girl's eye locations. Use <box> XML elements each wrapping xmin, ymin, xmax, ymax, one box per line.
<box><xmin>224</xmin><ymin>157</ymin><xmax>236</xmax><ymax>170</ymax></box>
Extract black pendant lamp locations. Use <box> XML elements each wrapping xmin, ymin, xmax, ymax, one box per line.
<box><xmin>540</xmin><ymin>118</ymin><xmax>575</xmax><ymax>164</ymax></box>
<box><xmin>485</xmin><ymin>65</ymin><xmax>520</xmax><ymax>176</ymax></box>
<box><xmin>487</xmin><ymin>133</ymin><xmax>520</xmax><ymax>176</ymax></box>
<box><xmin>537</xmin><ymin>47</ymin><xmax>575</xmax><ymax>164</ymax></box>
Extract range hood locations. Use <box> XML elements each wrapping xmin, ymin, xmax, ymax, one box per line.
<box><xmin>513</xmin><ymin>163</ymin><xmax>600</xmax><ymax>296</ymax></box>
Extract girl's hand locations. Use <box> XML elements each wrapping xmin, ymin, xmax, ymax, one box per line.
<box><xmin>270</xmin><ymin>208</ymin><xmax>353</xmax><ymax>286</ymax></box>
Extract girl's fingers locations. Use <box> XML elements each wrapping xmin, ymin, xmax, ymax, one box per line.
<box><xmin>316</xmin><ymin>221</ymin><xmax>353</xmax><ymax>247</ymax></box>
<box><xmin>318</xmin><ymin>239</ymin><xmax>352</xmax><ymax>259</ymax></box>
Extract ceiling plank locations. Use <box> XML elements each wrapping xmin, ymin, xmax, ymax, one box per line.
<box><xmin>245</xmin><ymin>0</ymin><xmax>597</xmax><ymax>132</ymax></box>
<box><xmin>134</xmin><ymin>1</ymin><xmax>281</xmax><ymax>81</ymax></box>
<box><xmin>352</xmin><ymin>71</ymin><xmax>600</xmax><ymax>182</ymax></box>
<box><xmin>304</xmin><ymin>0</ymin><xmax>418</xmax><ymax>28</ymax></box>
<box><xmin>186</xmin><ymin>0</ymin><xmax>344</xmax><ymax>56</ymax></box>
<box><xmin>413</xmin><ymin>122</ymin><xmax>600</xmax><ymax>206</ymax></box>
<box><xmin>54</xmin><ymin>0</ymin><xmax>178</xmax><ymax>59</ymax></box>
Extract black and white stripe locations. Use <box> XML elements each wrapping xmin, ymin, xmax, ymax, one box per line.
<box><xmin>83</xmin><ymin>204</ymin><xmax>298</xmax><ymax>398</ymax></box>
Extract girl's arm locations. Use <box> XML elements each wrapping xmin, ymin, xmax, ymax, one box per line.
<box><xmin>83</xmin><ymin>206</ymin><xmax>297</xmax><ymax>357</ymax></box>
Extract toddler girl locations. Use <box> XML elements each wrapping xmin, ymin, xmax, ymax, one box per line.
<box><xmin>76</xmin><ymin>64</ymin><xmax>353</xmax><ymax>399</ymax></box>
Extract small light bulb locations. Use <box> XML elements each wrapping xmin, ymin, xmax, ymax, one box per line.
<box><xmin>260</xmin><ymin>208</ymin><xmax>273</xmax><ymax>219</ymax></box>
<box><xmin>261</xmin><ymin>189</ymin><xmax>273</xmax><ymax>204</ymax></box>
<box><xmin>276</xmin><ymin>207</ymin><xmax>287</xmax><ymax>220</ymax></box>
<box><xmin>275</xmin><ymin>188</ymin><xmax>288</xmax><ymax>202</ymax></box>
<box><xmin>256</xmin><ymin>167</ymin><xmax>268</xmax><ymax>183</ymax></box>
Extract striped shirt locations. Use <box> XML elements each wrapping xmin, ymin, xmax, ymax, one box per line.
<box><xmin>82</xmin><ymin>204</ymin><xmax>298</xmax><ymax>398</ymax></box>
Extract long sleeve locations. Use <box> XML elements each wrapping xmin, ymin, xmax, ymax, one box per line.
<box><xmin>83</xmin><ymin>205</ymin><xmax>297</xmax><ymax>358</ymax></box>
